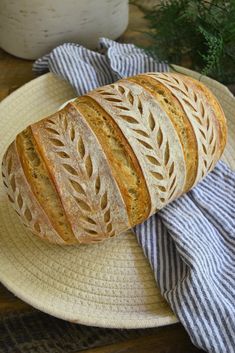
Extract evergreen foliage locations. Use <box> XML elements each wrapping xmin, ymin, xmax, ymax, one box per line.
<box><xmin>136</xmin><ymin>0</ymin><xmax>235</xmax><ymax>83</ymax></box>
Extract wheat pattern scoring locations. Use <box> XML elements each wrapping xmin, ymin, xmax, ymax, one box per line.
<box><xmin>2</xmin><ymin>149</ymin><xmax>47</xmax><ymax>238</ymax></box>
<box><xmin>94</xmin><ymin>82</ymin><xmax>181</xmax><ymax>210</ymax></box>
<box><xmin>149</xmin><ymin>73</ymin><xmax>218</xmax><ymax>180</ymax></box>
<box><xmin>44</xmin><ymin>113</ymin><xmax>115</xmax><ymax>240</ymax></box>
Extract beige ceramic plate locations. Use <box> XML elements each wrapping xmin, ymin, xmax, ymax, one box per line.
<box><xmin>0</xmin><ymin>67</ymin><xmax>234</xmax><ymax>328</ymax></box>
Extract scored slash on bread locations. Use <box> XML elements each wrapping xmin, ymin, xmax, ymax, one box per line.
<box><xmin>2</xmin><ymin>73</ymin><xmax>227</xmax><ymax>245</ymax></box>
<box><xmin>147</xmin><ymin>73</ymin><xmax>226</xmax><ymax>184</ymax></box>
<box><xmin>31</xmin><ymin>104</ymin><xmax>130</xmax><ymax>243</ymax></box>
<box><xmin>88</xmin><ymin>80</ymin><xmax>186</xmax><ymax>214</ymax></box>
<box><xmin>74</xmin><ymin>96</ymin><xmax>150</xmax><ymax>226</ymax></box>
<box><xmin>2</xmin><ymin>140</ymin><xmax>67</xmax><ymax>244</ymax></box>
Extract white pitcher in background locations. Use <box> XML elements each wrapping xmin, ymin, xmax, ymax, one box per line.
<box><xmin>0</xmin><ymin>0</ymin><xmax>129</xmax><ymax>60</ymax></box>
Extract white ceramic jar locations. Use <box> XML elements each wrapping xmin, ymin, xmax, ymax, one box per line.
<box><xmin>0</xmin><ymin>0</ymin><xmax>129</xmax><ymax>59</ymax></box>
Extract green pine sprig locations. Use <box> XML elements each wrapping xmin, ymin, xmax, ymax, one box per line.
<box><xmin>135</xmin><ymin>0</ymin><xmax>235</xmax><ymax>83</ymax></box>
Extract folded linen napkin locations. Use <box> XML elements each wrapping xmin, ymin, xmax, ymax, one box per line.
<box><xmin>33</xmin><ymin>38</ymin><xmax>235</xmax><ymax>353</ymax></box>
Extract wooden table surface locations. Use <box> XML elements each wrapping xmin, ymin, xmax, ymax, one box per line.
<box><xmin>0</xmin><ymin>4</ymin><xmax>206</xmax><ymax>353</ymax></box>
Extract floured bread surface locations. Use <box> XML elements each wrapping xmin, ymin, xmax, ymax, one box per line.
<box><xmin>147</xmin><ymin>73</ymin><xmax>226</xmax><ymax>185</ymax></box>
<box><xmin>72</xmin><ymin>96</ymin><xmax>150</xmax><ymax>225</ymax></box>
<box><xmin>31</xmin><ymin>104</ymin><xmax>130</xmax><ymax>243</ymax></box>
<box><xmin>2</xmin><ymin>141</ymin><xmax>66</xmax><ymax>244</ymax></box>
<box><xmin>128</xmin><ymin>75</ymin><xmax>198</xmax><ymax>192</ymax></box>
<box><xmin>15</xmin><ymin>127</ymin><xmax>75</xmax><ymax>243</ymax></box>
<box><xmin>88</xmin><ymin>80</ymin><xmax>186</xmax><ymax>214</ymax></box>
<box><xmin>2</xmin><ymin>73</ymin><xmax>227</xmax><ymax>244</ymax></box>
<box><xmin>180</xmin><ymin>75</ymin><xmax>227</xmax><ymax>156</ymax></box>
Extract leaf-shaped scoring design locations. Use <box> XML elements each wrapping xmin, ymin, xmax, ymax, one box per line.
<box><xmin>1</xmin><ymin>146</ymin><xmax>61</xmax><ymax>243</ymax></box>
<box><xmin>44</xmin><ymin>113</ymin><xmax>117</xmax><ymax>240</ymax></box>
<box><xmin>2</xmin><ymin>153</ymin><xmax>35</xmax><ymax>229</ymax></box>
<box><xmin>148</xmin><ymin>73</ymin><xmax>218</xmax><ymax>182</ymax></box>
<box><xmin>92</xmin><ymin>81</ymin><xmax>185</xmax><ymax>212</ymax></box>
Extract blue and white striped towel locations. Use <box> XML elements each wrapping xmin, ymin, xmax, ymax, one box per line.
<box><xmin>33</xmin><ymin>38</ymin><xmax>235</xmax><ymax>353</ymax></box>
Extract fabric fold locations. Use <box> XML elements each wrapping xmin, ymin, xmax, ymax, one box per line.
<box><xmin>33</xmin><ymin>38</ymin><xmax>235</xmax><ymax>353</ymax></box>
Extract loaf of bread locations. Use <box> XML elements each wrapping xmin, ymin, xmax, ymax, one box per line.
<box><xmin>2</xmin><ymin>73</ymin><xmax>227</xmax><ymax>245</ymax></box>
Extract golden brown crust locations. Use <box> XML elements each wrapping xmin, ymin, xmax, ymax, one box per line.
<box><xmin>31</xmin><ymin>104</ymin><xmax>130</xmax><ymax>243</ymax></box>
<box><xmin>182</xmin><ymin>76</ymin><xmax>227</xmax><ymax>157</ymax></box>
<box><xmin>2</xmin><ymin>141</ymin><xmax>66</xmax><ymax>244</ymax></box>
<box><xmin>128</xmin><ymin>75</ymin><xmax>198</xmax><ymax>191</ymax></box>
<box><xmin>16</xmin><ymin>127</ymin><xmax>76</xmax><ymax>243</ymax></box>
<box><xmin>2</xmin><ymin>72</ymin><xmax>227</xmax><ymax>245</ymax></box>
<box><xmin>147</xmin><ymin>72</ymin><xmax>226</xmax><ymax>185</ymax></box>
<box><xmin>89</xmin><ymin>80</ymin><xmax>187</xmax><ymax>213</ymax></box>
<box><xmin>73</xmin><ymin>96</ymin><xmax>151</xmax><ymax>225</ymax></box>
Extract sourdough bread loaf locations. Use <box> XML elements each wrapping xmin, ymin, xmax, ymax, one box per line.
<box><xmin>2</xmin><ymin>73</ymin><xmax>227</xmax><ymax>244</ymax></box>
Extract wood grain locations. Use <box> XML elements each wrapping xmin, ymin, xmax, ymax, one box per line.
<box><xmin>79</xmin><ymin>325</ymin><xmax>204</xmax><ymax>353</ymax></box>
<box><xmin>0</xmin><ymin>285</ymin><xmax>32</xmax><ymax>313</ymax></box>
<box><xmin>0</xmin><ymin>50</ymin><xmax>35</xmax><ymax>101</ymax></box>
